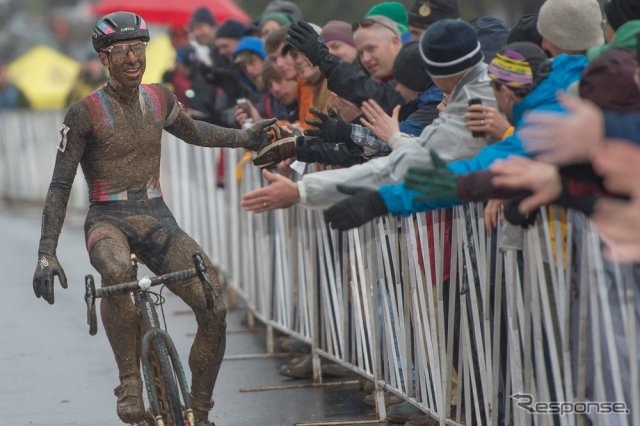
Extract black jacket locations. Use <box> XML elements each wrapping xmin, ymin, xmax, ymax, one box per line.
<box><xmin>323</xmin><ymin>61</ymin><xmax>404</xmax><ymax>114</ymax></box>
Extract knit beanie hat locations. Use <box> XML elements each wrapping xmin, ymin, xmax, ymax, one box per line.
<box><xmin>537</xmin><ymin>0</ymin><xmax>604</xmax><ymax>52</ymax></box>
<box><xmin>321</xmin><ymin>20</ymin><xmax>355</xmax><ymax>47</ymax></box>
<box><xmin>419</xmin><ymin>19</ymin><xmax>483</xmax><ymax>77</ymax></box>
<box><xmin>216</xmin><ymin>20</ymin><xmax>246</xmax><ymax>39</ymax></box>
<box><xmin>392</xmin><ymin>42</ymin><xmax>432</xmax><ymax>92</ymax></box>
<box><xmin>259</xmin><ymin>12</ymin><xmax>294</xmax><ymax>29</ymax></box>
<box><xmin>580</xmin><ymin>47</ymin><xmax>640</xmax><ymax>113</ymax></box>
<box><xmin>233</xmin><ymin>36</ymin><xmax>266</xmax><ymax>63</ymax></box>
<box><xmin>190</xmin><ymin>7</ymin><xmax>216</xmax><ymax>28</ymax></box>
<box><xmin>262</xmin><ymin>0</ymin><xmax>303</xmax><ymax>23</ymax></box>
<box><xmin>471</xmin><ymin>16</ymin><xmax>511</xmax><ymax>64</ymax></box>
<box><xmin>408</xmin><ymin>0</ymin><xmax>460</xmax><ymax>30</ymax></box>
<box><xmin>587</xmin><ymin>20</ymin><xmax>640</xmax><ymax>60</ymax></box>
<box><xmin>488</xmin><ymin>42</ymin><xmax>549</xmax><ymax>97</ymax></box>
<box><xmin>507</xmin><ymin>13</ymin><xmax>543</xmax><ymax>47</ymax></box>
<box><xmin>354</xmin><ymin>15</ymin><xmax>401</xmax><ymax>37</ymax></box>
<box><xmin>365</xmin><ymin>2</ymin><xmax>409</xmax><ymax>36</ymax></box>
<box><xmin>604</xmin><ymin>0</ymin><xmax>640</xmax><ymax>31</ymax></box>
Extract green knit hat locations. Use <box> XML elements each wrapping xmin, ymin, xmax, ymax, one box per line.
<box><xmin>259</xmin><ymin>12</ymin><xmax>294</xmax><ymax>29</ymax></box>
<box><xmin>587</xmin><ymin>20</ymin><xmax>640</xmax><ymax>61</ymax></box>
<box><xmin>364</xmin><ymin>2</ymin><xmax>409</xmax><ymax>35</ymax></box>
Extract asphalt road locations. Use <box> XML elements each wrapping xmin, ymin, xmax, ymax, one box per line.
<box><xmin>0</xmin><ymin>202</ymin><xmax>382</xmax><ymax>426</ymax></box>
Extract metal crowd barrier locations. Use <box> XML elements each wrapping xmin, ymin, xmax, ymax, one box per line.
<box><xmin>1</xmin><ymin>113</ymin><xmax>638</xmax><ymax>426</ymax></box>
<box><xmin>0</xmin><ymin>110</ymin><xmax>88</xmax><ymax>209</ymax></box>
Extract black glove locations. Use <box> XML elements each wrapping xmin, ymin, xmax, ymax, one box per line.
<box><xmin>33</xmin><ymin>254</ymin><xmax>67</xmax><ymax>305</ymax></box>
<box><xmin>287</xmin><ymin>21</ymin><xmax>340</xmax><ymax>74</ymax></box>
<box><xmin>241</xmin><ymin>118</ymin><xmax>278</xmax><ymax>151</ymax></box>
<box><xmin>324</xmin><ymin>185</ymin><xmax>389</xmax><ymax>230</ymax></box>
<box><xmin>503</xmin><ymin>200</ymin><xmax>539</xmax><ymax>228</ymax></box>
<box><xmin>296</xmin><ymin>137</ymin><xmax>366</xmax><ymax>166</ymax></box>
<box><xmin>304</xmin><ymin>107</ymin><xmax>354</xmax><ymax>144</ymax></box>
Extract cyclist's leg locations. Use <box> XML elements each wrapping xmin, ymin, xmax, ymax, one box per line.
<box><xmin>86</xmin><ymin>221</ymin><xmax>144</xmax><ymax>423</ymax></box>
<box><xmin>135</xmin><ymin>217</ymin><xmax>226</xmax><ymax>423</ymax></box>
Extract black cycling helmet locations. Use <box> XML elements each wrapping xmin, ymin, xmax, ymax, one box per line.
<box><xmin>92</xmin><ymin>12</ymin><xmax>150</xmax><ymax>53</ymax></box>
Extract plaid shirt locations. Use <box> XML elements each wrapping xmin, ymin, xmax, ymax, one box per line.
<box><xmin>350</xmin><ymin>124</ymin><xmax>392</xmax><ymax>157</ymax></box>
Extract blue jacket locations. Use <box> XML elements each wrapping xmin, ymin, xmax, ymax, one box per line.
<box><xmin>378</xmin><ymin>54</ymin><xmax>588</xmax><ymax>216</ymax></box>
<box><xmin>398</xmin><ymin>85</ymin><xmax>443</xmax><ymax>136</ymax></box>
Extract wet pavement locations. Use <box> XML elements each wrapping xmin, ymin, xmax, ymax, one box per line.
<box><xmin>1</xmin><ymin>201</ymin><xmax>390</xmax><ymax>426</ymax></box>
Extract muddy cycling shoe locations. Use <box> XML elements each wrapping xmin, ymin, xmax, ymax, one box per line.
<box><xmin>190</xmin><ymin>393</ymin><xmax>215</xmax><ymax>426</ymax></box>
<box><xmin>114</xmin><ymin>376</ymin><xmax>145</xmax><ymax>423</ymax></box>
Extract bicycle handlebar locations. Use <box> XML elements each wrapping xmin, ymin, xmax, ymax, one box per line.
<box><xmin>95</xmin><ymin>268</ymin><xmax>197</xmax><ymax>298</ymax></box>
<box><xmin>84</xmin><ymin>252</ymin><xmax>214</xmax><ymax>335</ymax></box>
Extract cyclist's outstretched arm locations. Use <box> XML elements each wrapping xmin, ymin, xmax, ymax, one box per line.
<box><xmin>34</xmin><ymin>102</ymin><xmax>90</xmax><ymax>304</ymax></box>
<box><xmin>164</xmin><ymin>101</ymin><xmax>275</xmax><ymax>152</ymax></box>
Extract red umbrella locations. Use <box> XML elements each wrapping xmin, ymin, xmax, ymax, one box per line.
<box><xmin>92</xmin><ymin>0</ymin><xmax>251</xmax><ymax>27</ymax></box>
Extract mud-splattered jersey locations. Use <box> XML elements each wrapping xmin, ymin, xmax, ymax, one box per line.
<box><xmin>37</xmin><ymin>81</ymin><xmax>259</xmax><ymax>256</ymax></box>
<box><xmin>71</xmin><ymin>83</ymin><xmax>179</xmax><ymax>202</ymax></box>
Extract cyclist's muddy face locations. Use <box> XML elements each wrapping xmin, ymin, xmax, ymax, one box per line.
<box><xmin>102</xmin><ymin>40</ymin><xmax>147</xmax><ymax>88</ymax></box>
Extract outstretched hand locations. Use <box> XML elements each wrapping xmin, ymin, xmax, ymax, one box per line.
<box><xmin>241</xmin><ymin>169</ymin><xmax>300</xmax><ymax>212</ymax></box>
<box><xmin>404</xmin><ymin>150</ymin><xmax>457</xmax><ymax>202</ymax></box>
<box><xmin>304</xmin><ymin>107</ymin><xmax>353</xmax><ymax>143</ymax></box>
<box><xmin>287</xmin><ymin>21</ymin><xmax>331</xmax><ymax>66</ymax></box>
<box><xmin>241</xmin><ymin>118</ymin><xmax>278</xmax><ymax>151</ymax></box>
<box><xmin>361</xmin><ymin>100</ymin><xmax>400</xmax><ymax>142</ymax></box>
<box><xmin>252</xmin><ymin>136</ymin><xmax>298</xmax><ymax>168</ymax></box>
<box><xmin>323</xmin><ymin>185</ymin><xmax>389</xmax><ymax>230</ymax></box>
<box><xmin>489</xmin><ymin>156</ymin><xmax>561</xmax><ymax>214</ymax></box>
<box><xmin>33</xmin><ymin>254</ymin><xmax>67</xmax><ymax>304</ymax></box>
<box><xmin>520</xmin><ymin>93</ymin><xmax>604</xmax><ymax>166</ymax></box>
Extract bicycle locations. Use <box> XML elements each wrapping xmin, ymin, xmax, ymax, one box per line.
<box><xmin>84</xmin><ymin>252</ymin><xmax>215</xmax><ymax>426</ymax></box>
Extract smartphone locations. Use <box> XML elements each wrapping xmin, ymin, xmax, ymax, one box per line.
<box><xmin>236</xmin><ymin>98</ymin><xmax>252</xmax><ymax>115</ymax></box>
<box><xmin>468</xmin><ymin>98</ymin><xmax>485</xmax><ymax>138</ymax></box>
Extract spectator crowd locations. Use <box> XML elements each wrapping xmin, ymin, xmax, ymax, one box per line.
<box><xmin>6</xmin><ymin>0</ymin><xmax>640</xmax><ymax>424</ymax></box>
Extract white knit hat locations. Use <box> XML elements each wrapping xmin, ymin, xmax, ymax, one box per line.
<box><xmin>537</xmin><ymin>0</ymin><xmax>605</xmax><ymax>52</ymax></box>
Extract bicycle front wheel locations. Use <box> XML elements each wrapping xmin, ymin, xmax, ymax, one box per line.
<box><xmin>142</xmin><ymin>332</ymin><xmax>186</xmax><ymax>425</ymax></box>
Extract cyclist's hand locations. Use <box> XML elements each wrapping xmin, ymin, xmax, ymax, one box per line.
<box><xmin>33</xmin><ymin>254</ymin><xmax>67</xmax><ymax>304</ymax></box>
<box><xmin>242</xmin><ymin>118</ymin><xmax>278</xmax><ymax>151</ymax></box>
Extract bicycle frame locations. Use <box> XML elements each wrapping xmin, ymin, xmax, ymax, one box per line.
<box><xmin>84</xmin><ymin>252</ymin><xmax>214</xmax><ymax>426</ymax></box>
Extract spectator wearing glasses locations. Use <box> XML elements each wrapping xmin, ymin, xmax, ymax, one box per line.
<box><xmin>286</xmin><ymin>16</ymin><xmax>405</xmax><ymax>114</ymax></box>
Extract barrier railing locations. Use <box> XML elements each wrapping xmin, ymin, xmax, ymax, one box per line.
<box><xmin>2</xmin><ymin>113</ymin><xmax>637</xmax><ymax>426</ymax></box>
<box><xmin>0</xmin><ymin>111</ymin><xmax>88</xmax><ymax>209</ymax></box>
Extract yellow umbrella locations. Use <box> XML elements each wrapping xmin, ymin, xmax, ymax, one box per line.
<box><xmin>8</xmin><ymin>45</ymin><xmax>80</xmax><ymax>110</ymax></box>
<box><xmin>142</xmin><ymin>32</ymin><xmax>175</xmax><ymax>84</ymax></box>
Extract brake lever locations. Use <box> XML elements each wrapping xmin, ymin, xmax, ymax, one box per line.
<box><xmin>193</xmin><ymin>252</ymin><xmax>214</xmax><ymax>311</ymax></box>
<box><xmin>84</xmin><ymin>274</ymin><xmax>98</xmax><ymax>335</ymax></box>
